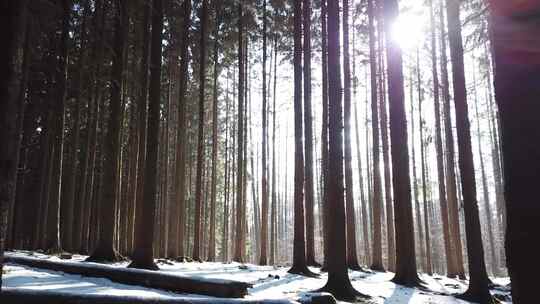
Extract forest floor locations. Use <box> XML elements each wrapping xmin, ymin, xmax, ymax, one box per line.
<box><xmin>3</xmin><ymin>251</ymin><xmax>511</xmax><ymax>303</ymax></box>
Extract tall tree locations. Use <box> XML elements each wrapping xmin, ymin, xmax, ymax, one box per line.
<box><xmin>192</xmin><ymin>0</ymin><xmax>208</xmax><ymax>262</ymax></box>
<box><xmin>86</xmin><ymin>0</ymin><xmax>127</xmax><ymax>263</ymax></box>
<box><xmin>303</xmin><ymin>0</ymin><xmax>317</xmax><ymax>268</ymax></box>
<box><xmin>429</xmin><ymin>0</ymin><xmax>455</xmax><ymax>277</ymax></box>
<box><xmin>490</xmin><ymin>2</ymin><xmax>540</xmax><ymax>302</ymax></box>
<box><xmin>129</xmin><ymin>0</ymin><xmax>163</xmax><ymax>270</ymax></box>
<box><xmin>259</xmin><ymin>0</ymin><xmax>269</xmax><ymax>266</ymax></box>
<box><xmin>174</xmin><ymin>0</ymin><xmax>191</xmax><ymax>259</ymax></box>
<box><xmin>234</xmin><ymin>0</ymin><xmax>245</xmax><ymax>263</ymax></box>
<box><xmin>319</xmin><ymin>0</ymin><xmax>367</xmax><ymax>298</ymax></box>
<box><xmin>384</xmin><ymin>0</ymin><xmax>420</xmax><ymax>286</ymax></box>
<box><xmin>0</xmin><ymin>0</ymin><xmax>28</xmax><ymax>290</ymax></box>
<box><xmin>342</xmin><ymin>0</ymin><xmax>361</xmax><ymax>271</ymax></box>
<box><xmin>367</xmin><ymin>0</ymin><xmax>384</xmax><ymax>272</ymax></box>
<box><xmin>320</xmin><ymin>0</ymin><xmax>330</xmax><ymax>270</ymax></box>
<box><xmin>270</xmin><ymin>37</ymin><xmax>278</xmax><ymax>265</ymax></box>
<box><xmin>288</xmin><ymin>0</ymin><xmax>314</xmax><ymax>277</ymax></box>
<box><xmin>439</xmin><ymin>0</ymin><xmax>465</xmax><ymax>278</ymax></box>
<box><xmin>445</xmin><ymin>0</ymin><xmax>491</xmax><ymax>301</ymax></box>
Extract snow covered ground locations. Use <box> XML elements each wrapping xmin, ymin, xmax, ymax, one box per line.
<box><xmin>3</xmin><ymin>251</ymin><xmax>511</xmax><ymax>303</ymax></box>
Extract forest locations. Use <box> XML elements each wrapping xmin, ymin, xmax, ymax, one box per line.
<box><xmin>1</xmin><ymin>0</ymin><xmax>538</xmax><ymax>303</ymax></box>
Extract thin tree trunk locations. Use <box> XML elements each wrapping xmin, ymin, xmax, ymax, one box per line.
<box><xmin>368</xmin><ymin>0</ymin><xmax>384</xmax><ymax>272</ymax></box>
<box><xmin>259</xmin><ymin>0</ymin><xmax>269</xmax><ymax>266</ymax></box>
<box><xmin>429</xmin><ymin>0</ymin><xmax>455</xmax><ymax>277</ymax></box>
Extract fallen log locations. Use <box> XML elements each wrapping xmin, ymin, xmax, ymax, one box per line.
<box><xmin>0</xmin><ymin>288</ymin><xmax>296</xmax><ymax>304</ymax></box>
<box><xmin>4</xmin><ymin>255</ymin><xmax>251</xmax><ymax>298</ymax></box>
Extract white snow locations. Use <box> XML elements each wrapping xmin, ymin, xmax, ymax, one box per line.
<box><xmin>3</xmin><ymin>251</ymin><xmax>511</xmax><ymax>303</ymax></box>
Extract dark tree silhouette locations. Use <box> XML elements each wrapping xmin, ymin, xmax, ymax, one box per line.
<box><xmin>129</xmin><ymin>0</ymin><xmax>163</xmax><ymax>271</ymax></box>
<box><xmin>384</xmin><ymin>0</ymin><xmax>420</xmax><ymax>286</ymax></box>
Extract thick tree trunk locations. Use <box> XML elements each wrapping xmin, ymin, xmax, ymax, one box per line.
<box><xmin>0</xmin><ymin>0</ymin><xmax>28</xmax><ymax>290</ymax></box>
<box><xmin>129</xmin><ymin>0</ymin><xmax>163</xmax><ymax>270</ymax></box>
<box><xmin>384</xmin><ymin>0</ymin><xmax>420</xmax><ymax>286</ymax></box>
<box><xmin>445</xmin><ymin>0</ymin><xmax>491</xmax><ymax>302</ymax></box>
<box><xmin>319</xmin><ymin>0</ymin><xmax>366</xmax><ymax>299</ymax></box>
<box><xmin>489</xmin><ymin>2</ymin><xmax>540</xmax><ymax>302</ymax></box>
<box><xmin>87</xmin><ymin>0</ymin><xmax>127</xmax><ymax>263</ymax></box>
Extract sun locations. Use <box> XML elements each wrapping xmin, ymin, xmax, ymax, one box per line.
<box><xmin>391</xmin><ymin>8</ymin><xmax>426</xmax><ymax>51</ymax></box>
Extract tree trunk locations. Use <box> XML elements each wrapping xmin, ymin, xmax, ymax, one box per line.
<box><xmin>320</xmin><ymin>0</ymin><xmax>330</xmax><ymax>271</ymax></box>
<box><xmin>288</xmin><ymin>0</ymin><xmax>313</xmax><ymax>277</ymax></box>
<box><xmin>234</xmin><ymin>0</ymin><xmax>245</xmax><ymax>263</ymax></box>
<box><xmin>428</xmin><ymin>0</ymin><xmax>455</xmax><ymax>277</ymax></box>
<box><xmin>270</xmin><ymin>37</ymin><xmax>278</xmax><ymax>265</ymax></box>
<box><xmin>129</xmin><ymin>0</ymin><xmax>163</xmax><ymax>270</ymax></box>
<box><xmin>319</xmin><ymin>0</ymin><xmax>365</xmax><ymax>300</ymax></box>
<box><xmin>302</xmin><ymin>0</ymin><xmax>317</xmax><ymax>268</ymax></box>
<box><xmin>0</xmin><ymin>0</ymin><xmax>28</xmax><ymax>290</ymax></box>
<box><xmin>439</xmin><ymin>0</ymin><xmax>465</xmax><ymax>278</ymax></box>
<box><xmin>445</xmin><ymin>0</ymin><xmax>491</xmax><ymax>301</ymax></box>
<box><xmin>259</xmin><ymin>0</ymin><xmax>269</xmax><ymax>266</ymax></box>
<box><xmin>384</xmin><ymin>0</ymin><xmax>420</xmax><ymax>286</ymax></box>
<box><xmin>46</xmin><ymin>0</ymin><xmax>71</xmax><ymax>253</ymax></box>
<box><xmin>367</xmin><ymin>0</ymin><xmax>384</xmax><ymax>272</ymax></box>
<box><xmin>490</xmin><ymin>2</ymin><xmax>540</xmax><ymax>302</ymax></box>
<box><xmin>87</xmin><ymin>0</ymin><xmax>127</xmax><ymax>263</ymax></box>
<box><xmin>342</xmin><ymin>0</ymin><xmax>360</xmax><ymax>271</ymax></box>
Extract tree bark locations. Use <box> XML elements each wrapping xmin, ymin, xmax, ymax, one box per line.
<box><xmin>129</xmin><ymin>0</ymin><xmax>163</xmax><ymax>270</ymax></box>
<box><xmin>445</xmin><ymin>0</ymin><xmax>491</xmax><ymax>301</ymax></box>
<box><xmin>439</xmin><ymin>0</ymin><xmax>465</xmax><ymax>278</ymax></box>
<box><xmin>318</xmin><ymin>0</ymin><xmax>365</xmax><ymax>300</ymax></box>
<box><xmin>384</xmin><ymin>0</ymin><xmax>420</xmax><ymax>286</ymax></box>
<box><xmin>259</xmin><ymin>0</ymin><xmax>269</xmax><ymax>266</ymax></box>
<box><xmin>87</xmin><ymin>0</ymin><xmax>127</xmax><ymax>263</ymax></box>
<box><xmin>489</xmin><ymin>2</ymin><xmax>540</xmax><ymax>302</ymax></box>
<box><xmin>0</xmin><ymin>0</ymin><xmax>28</xmax><ymax>290</ymax></box>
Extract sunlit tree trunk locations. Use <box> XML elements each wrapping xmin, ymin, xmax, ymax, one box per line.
<box><xmin>446</xmin><ymin>0</ymin><xmax>491</xmax><ymax>301</ymax></box>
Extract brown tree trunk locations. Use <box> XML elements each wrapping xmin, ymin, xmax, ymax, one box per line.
<box><xmin>259</xmin><ymin>0</ymin><xmax>269</xmax><ymax>266</ymax></box>
<box><xmin>288</xmin><ymin>0</ymin><xmax>314</xmax><ymax>277</ymax></box>
<box><xmin>270</xmin><ymin>37</ymin><xmax>278</xmax><ymax>265</ymax></box>
<box><xmin>445</xmin><ymin>0</ymin><xmax>491</xmax><ymax>301</ymax></box>
<box><xmin>234</xmin><ymin>0</ymin><xmax>245</xmax><ymax>263</ymax></box>
<box><xmin>429</xmin><ymin>0</ymin><xmax>455</xmax><ymax>277</ymax></box>
<box><xmin>489</xmin><ymin>3</ymin><xmax>540</xmax><ymax>302</ymax></box>
<box><xmin>129</xmin><ymin>0</ymin><xmax>163</xmax><ymax>270</ymax></box>
<box><xmin>439</xmin><ymin>0</ymin><xmax>465</xmax><ymax>278</ymax></box>
<box><xmin>87</xmin><ymin>0</ymin><xmax>127</xmax><ymax>263</ymax></box>
<box><xmin>192</xmin><ymin>0</ymin><xmax>208</xmax><ymax>262</ymax></box>
<box><xmin>319</xmin><ymin>0</ymin><xmax>364</xmax><ymax>299</ymax></box>
<box><xmin>368</xmin><ymin>0</ymin><xmax>384</xmax><ymax>272</ymax></box>
<box><xmin>320</xmin><ymin>0</ymin><xmax>330</xmax><ymax>270</ymax></box>
<box><xmin>342</xmin><ymin>0</ymin><xmax>360</xmax><ymax>271</ymax></box>
<box><xmin>384</xmin><ymin>0</ymin><xmax>420</xmax><ymax>286</ymax></box>
<box><xmin>302</xmin><ymin>0</ymin><xmax>317</xmax><ymax>268</ymax></box>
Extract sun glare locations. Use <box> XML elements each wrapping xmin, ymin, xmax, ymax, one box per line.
<box><xmin>391</xmin><ymin>10</ymin><xmax>425</xmax><ymax>51</ymax></box>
